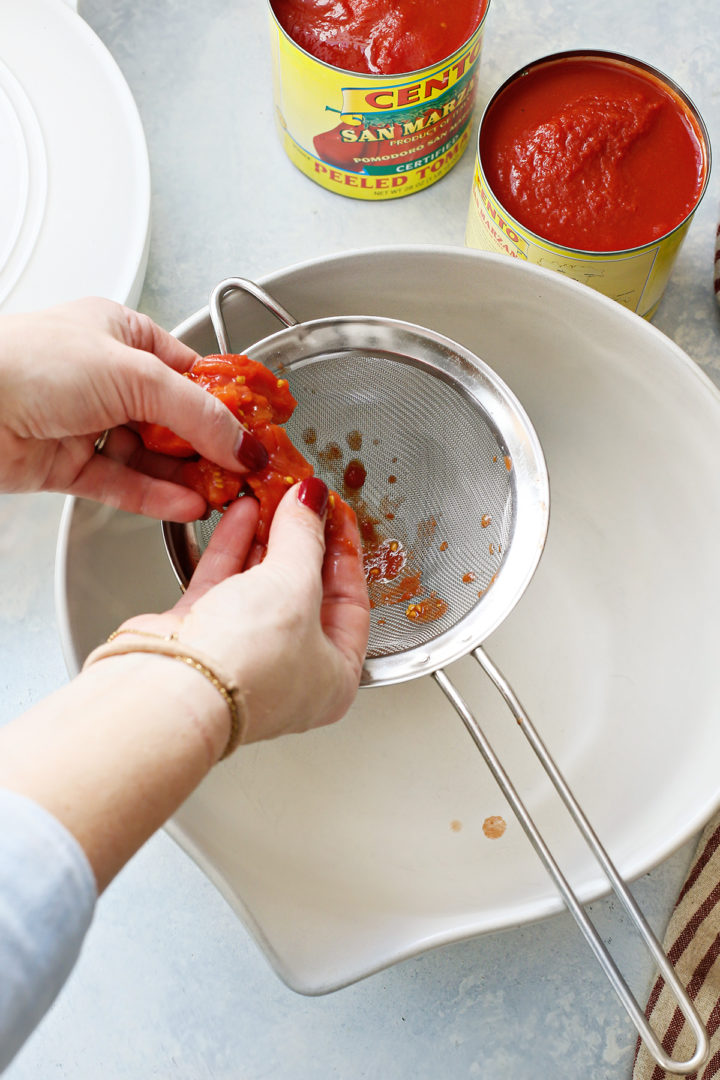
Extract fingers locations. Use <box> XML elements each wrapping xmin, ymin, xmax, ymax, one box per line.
<box><xmin>67</xmin><ymin>453</ymin><xmax>207</xmax><ymax>521</ymax></box>
<box><xmin>113</xmin><ymin>305</ymin><xmax>201</xmax><ymax>374</ymax></box>
<box><xmin>38</xmin><ymin>300</ymin><xmax>268</xmax><ymax>480</ymax></box>
<box><xmin>122</xmin><ymin>348</ymin><xmax>268</xmax><ymax>475</ymax></box>
<box><xmin>263</xmin><ymin>479</ymin><xmax>330</xmax><ymax>593</ymax></box>
<box><xmin>266</xmin><ymin>480</ymin><xmax>370</xmax><ymax>675</ymax></box>
<box><xmin>175</xmin><ymin>497</ymin><xmax>259</xmax><ymax>611</ymax></box>
<box><xmin>321</xmin><ymin>503</ymin><xmax>370</xmax><ymax>675</ymax></box>
<box><xmin>322</xmin><ymin>501</ymin><xmax>368</xmax><ymax>609</ymax></box>
<box><xmin>99</xmin><ymin>425</ymin><xmax>191</xmax><ymax>483</ymax></box>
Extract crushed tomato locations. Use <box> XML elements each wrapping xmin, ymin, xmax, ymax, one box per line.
<box><xmin>270</xmin><ymin>0</ymin><xmax>486</xmax><ymax>76</ymax></box>
<box><xmin>137</xmin><ymin>353</ymin><xmax>356</xmax><ymax>550</ymax></box>
<box><xmin>480</xmin><ymin>56</ymin><xmax>707</xmax><ymax>252</ymax></box>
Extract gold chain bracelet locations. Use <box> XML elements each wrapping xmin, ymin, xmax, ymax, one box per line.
<box><xmin>82</xmin><ymin>629</ymin><xmax>245</xmax><ymax>760</ymax></box>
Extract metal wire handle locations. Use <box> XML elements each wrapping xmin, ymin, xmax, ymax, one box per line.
<box><xmin>209</xmin><ymin>277</ymin><xmax>297</xmax><ymax>352</ymax></box>
<box><xmin>434</xmin><ymin>648</ymin><xmax>709</xmax><ymax>1074</ymax></box>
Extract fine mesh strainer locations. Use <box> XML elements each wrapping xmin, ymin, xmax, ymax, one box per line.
<box><xmin>163</xmin><ymin>278</ymin><xmax>707</xmax><ymax>1072</ymax></box>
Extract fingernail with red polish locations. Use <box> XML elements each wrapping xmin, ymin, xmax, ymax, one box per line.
<box><xmin>297</xmin><ymin>476</ymin><xmax>329</xmax><ymax>517</ymax></box>
<box><xmin>234</xmin><ymin>430</ymin><xmax>269</xmax><ymax>471</ymax></box>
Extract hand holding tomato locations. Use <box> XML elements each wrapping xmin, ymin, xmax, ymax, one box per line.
<box><xmin>0</xmin><ymin>298</ymin><xmax>268</xmax><ymax>520</ymax></box>
<box><xmin>107</xmin><ymin>479</ymin><xmax>370</xmax><ymax>743</ymax></box>
<box><xmin>0</xmin><ymin>466</ymin><xmax>369</xmax><ymax>910</ymax></box>
<box><xmin>137</xmin><ymin>352</ymin><xmax>357</xmax><ymax>554</ymax></box>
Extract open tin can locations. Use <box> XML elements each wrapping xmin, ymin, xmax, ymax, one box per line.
<box><xmin>267</xmin><ymin>0</ymin><xmax>490</xmax><ymax>200</ymax></box>
<box><xmin>465</xmin><ymin>51</ymin><xmax>711</xmax><ymax>318</ymax></box>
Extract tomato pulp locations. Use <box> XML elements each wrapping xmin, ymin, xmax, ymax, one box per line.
<box><xmin>480</xmin><ymin>55</ymin><xmax>708</xmax><ymax>252</ymax></box>
<box><xmin>270</xmin><ymin>0</ymin><xmax>486</xmax><ymax>75</ymax></box>
<box><xmin>137</xmin><ymin>354</ymin><xmax>356</xmax><ymax>550</ymax></box>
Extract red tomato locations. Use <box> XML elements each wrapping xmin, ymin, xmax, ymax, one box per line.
<box><xmin>139</xmin><ymin>424</ymin><xmax>194</xmax><ymax>457</ymax></box>
<box><xmin>245</xmin><ymin>425</ymin><xmax>314</xmax><ymax>545</ymax></box>
<box><xmin>137</xmin><ymin>353</ymin><xmax>357</xmax><ymax>555</ymax></box>
<box><xmin>179</xmin><ymin>458</ymin><xmax>243</xmax><ymax>509</ymax></box>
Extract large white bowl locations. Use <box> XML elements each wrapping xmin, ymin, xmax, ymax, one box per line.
<box><xmin>55</xmin><ymin>247</ymin><xmax>720</xmax><ymax>995</ymax></box>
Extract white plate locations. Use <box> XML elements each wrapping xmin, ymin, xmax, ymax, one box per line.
<box><xmin>55</xmin><ymin>247</ymin><xmax>720</xmax><ymax>994</ymax></box>
<box><xmin>0</xmin><ymin>0</ymin><xmax>150</xmax><ymax>311</ymax></box>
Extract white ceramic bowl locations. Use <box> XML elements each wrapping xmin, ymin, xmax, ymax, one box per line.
<box><xmin>55</xmin><ymin>247</ymin><xmax>720</xmax><ymax>994</ymax></box>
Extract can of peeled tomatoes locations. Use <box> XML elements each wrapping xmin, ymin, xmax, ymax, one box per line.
<box><xmin>267</xmin><ymin>0</ymin><xmax>491</xmax><ymax>200</ymax></box>
<box><xmin>465</xmin><ymin>51</ymin><xmax>711</xmax><ymax>318</ymax></box>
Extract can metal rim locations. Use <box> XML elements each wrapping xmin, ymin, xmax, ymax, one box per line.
<box><xmin>475</xmin><ymin>49</ymin><xmax>712</xmax><ymax>257</ymax></box>
<box><xmin>266</xmin><ymin>0</ymin><xmax>492</xmax><ymax>80</ymax></box>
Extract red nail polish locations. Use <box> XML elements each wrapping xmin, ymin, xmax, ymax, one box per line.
<box><xmin>234</xmin><ymin>430</ymin><xmax>269</xmax><ymax>471</ymax></box>
<box><xmin>297</xmin><ymin>476</ymin><xmax>329</xmax><ymax>517</ymax></box>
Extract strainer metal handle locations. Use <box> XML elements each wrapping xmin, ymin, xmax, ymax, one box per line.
<box><xmin>434</xmin><ymin>649</ymin><xmax>709</xmax><ymax>1075</ymax></box>
<box><xmin>209</xmin><ymin>277</ymin><xmax>298</xmax><ymax>352</ymax></box>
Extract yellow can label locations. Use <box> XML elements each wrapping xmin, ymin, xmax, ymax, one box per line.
<box><xmin>466</xmin><ymin>155</ymin><xmax>690</xmax><ymax>319</ymax></box>
<box><xmin>268</xmin><ymin>11</ymin><xmax>489</xmax><ymax>200</ymax></box>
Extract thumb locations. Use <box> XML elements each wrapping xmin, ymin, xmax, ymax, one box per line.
<box><xmin>263</xmin><ymin>477</ymin><xmax>330</xmax><ymax>583</ymax></box>
<box><xmin>129</xmin><ymin>351</ymin><xmax>269</xmax><ymax>474</ymax></box>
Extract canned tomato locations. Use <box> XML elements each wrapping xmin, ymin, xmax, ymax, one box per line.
<box><xmin>466</xmin><ymin>51</ymin><xmax>711</xmax><ymax>318</ymax></box>
<box><xmin>267</xmin><ymin>0</ymin><xmax>491</xmax><ymax>200</ymax></box>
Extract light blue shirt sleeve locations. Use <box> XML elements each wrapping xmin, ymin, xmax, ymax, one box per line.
<box><xmin>0</xmin><ymin>788</ymin><xmax>97</xmax><ymax>1073</ymax></box>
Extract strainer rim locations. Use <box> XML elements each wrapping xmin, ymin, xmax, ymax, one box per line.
<box><xmin>164</xmin><ymin>312</ymin><xmax>551</xmax><ymax>687</ymax></box>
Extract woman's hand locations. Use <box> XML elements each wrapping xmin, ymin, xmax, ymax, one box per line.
<box><xmin>111</xmin><ymin>477</ymin><xmax>371</xmax><ymax>744</ymax></box>
<box><xmin>0</xmin><ymin>477</ymin><xmax>369</xmax><ymax>890</ymax></box>
<box><xmin>0</xmin><ymin>298</ymin><xmax>268</xmax><ymax>520</ymax></box>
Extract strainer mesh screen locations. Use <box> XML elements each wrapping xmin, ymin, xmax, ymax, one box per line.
<box><xmin>194</xmin><ymin>350</ymin><xmax>515</xmax><ymax>658</ymax></box>
<box><xmin>288</xmin><ymin>352</ymin><xmax>514</xmax><ymax>655</ymax></box>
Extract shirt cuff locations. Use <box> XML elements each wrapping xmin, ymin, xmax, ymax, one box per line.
<box><xmin>0</xmin><ymin>787</ymin><xmax>97</xmax><ymax>1071</ymax></box>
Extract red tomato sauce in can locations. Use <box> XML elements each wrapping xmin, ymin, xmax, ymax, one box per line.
<box><xmin>270</xmin><ymin>0</ymin><xmax>487</xmax><ymax>76</ymax></box>
<box><xmin>267</xmin><ymin>0</ymin><xmax>490</xmax><ymax>199</ymax></box>
<box><xmin>479</xmin><ymin>54</ymin><xmax>708</xmax><ymax>252</ymax></box>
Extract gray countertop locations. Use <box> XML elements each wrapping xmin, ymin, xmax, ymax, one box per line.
<box><xmin>2</xmin><ymin>0</ymin><xmax>720</xmax><ymax>1076</ymax></box>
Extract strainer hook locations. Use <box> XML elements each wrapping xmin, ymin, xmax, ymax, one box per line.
<box><xmin>209</xmin><ymin>277</ymin><xmax>298</xmax><ymax>353</ymax></box>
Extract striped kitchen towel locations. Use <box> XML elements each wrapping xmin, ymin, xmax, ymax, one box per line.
<box><xmin>632</xmin><ymin>812</ymin><xmax>720</xmax><ymax>1079</ymax></box>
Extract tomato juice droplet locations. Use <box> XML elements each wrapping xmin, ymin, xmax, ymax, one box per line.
<box><xmin>358</xmin><ymin>510</ymin><xmax>381</xmax><ymax>546</ymax></box>
<box><xmin>343</xmin><ymin>458</ymin><xmax>367</xmax><ymax>490</ymax></box>
<box><xmin>319</xmin><ymin>441</ymin><xmax>343</xmax><ymax>465</ymax></box>
<box><xmin>417</xmin><ymin>517</ymin><xmax>438</xmax><ymax>543</ymax></box>
<box><xmin>482</xmin><ymin>815</ymin><xmax>506</xmax><ymax>839</ymax></box>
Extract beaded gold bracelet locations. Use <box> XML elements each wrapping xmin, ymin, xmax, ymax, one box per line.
<box><xmin>82</xmin><ymin>629</ymin><xmax>245</xmax><ymax>760</ymax></box>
